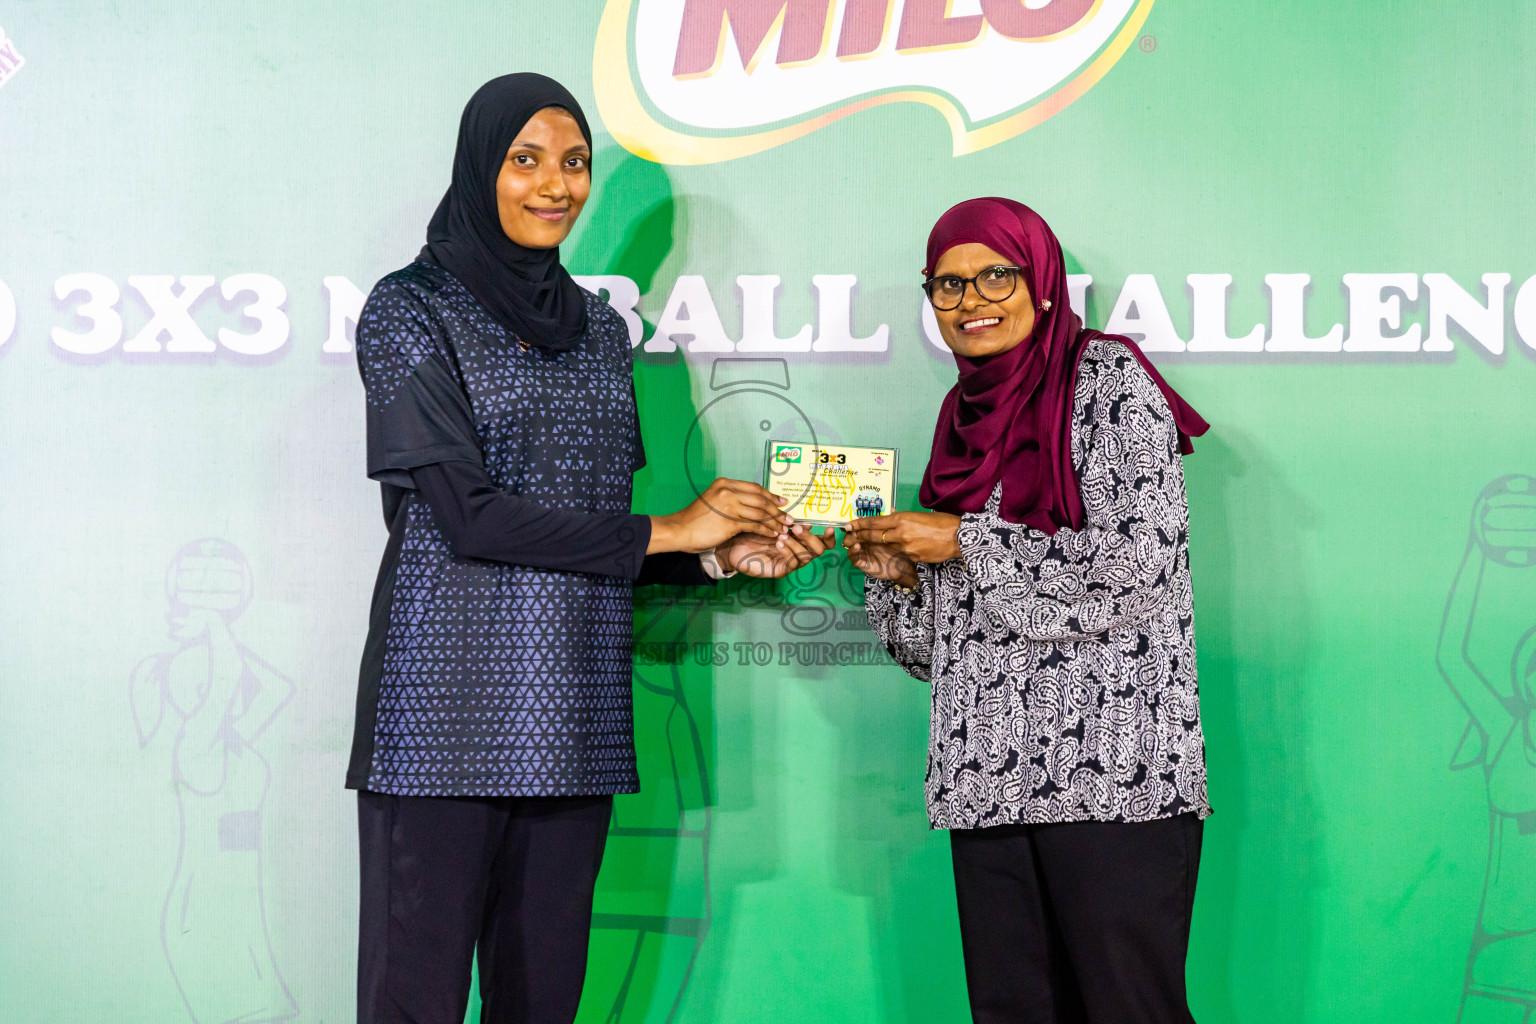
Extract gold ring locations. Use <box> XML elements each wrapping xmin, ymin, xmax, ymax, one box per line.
<box><xmin>881</xmin><ymin>529</ymin><xmax>891</xmax><ymax>543</ymax></box>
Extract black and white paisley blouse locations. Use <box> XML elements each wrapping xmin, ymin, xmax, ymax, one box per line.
<box><xmin>866</xmin><ymin>339</ymin><xmax>1212</xmax><ymax>830</ymax></box>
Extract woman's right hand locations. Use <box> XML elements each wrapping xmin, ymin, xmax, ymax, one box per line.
<box><xmin>649</xmin><ymin>478</ymin><xmax>792</xmax><ymax>554</ymax></box>
<box><xmin>844</xmin><ymin>535</ymin><xmax>920</xmax><ymax>590</ymax></box>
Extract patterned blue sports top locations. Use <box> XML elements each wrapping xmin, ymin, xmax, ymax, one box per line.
<box><xmin>346</xmin><ymin>259</ymin><xmax>648</xmax><ymax>797</ymax></box>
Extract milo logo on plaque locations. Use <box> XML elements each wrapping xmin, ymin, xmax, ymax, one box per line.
<box><xmin>593</xmin><ymin>0</ymin><xmax>1156</xmax><ymax>164</ymax></box>
<box><xmin>774</xmin><ymin>445</ymin><xmax>803</xmax><ymax>463</ymax></box>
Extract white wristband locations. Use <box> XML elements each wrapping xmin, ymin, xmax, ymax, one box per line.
<box><xmin>699</xmin><ymin>548</ymin><xmax>737</xmax><ymax>580</ymax></box>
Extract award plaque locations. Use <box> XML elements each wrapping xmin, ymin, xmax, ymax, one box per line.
<box><xmin>763</xmin><ymin>440</ymin><xmax>899</xmax><ymax>528</ymax></box>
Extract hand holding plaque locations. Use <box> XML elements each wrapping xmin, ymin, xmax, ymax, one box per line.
<box><xmin>717</xmin><ymin>523</ymin><xmax>838</xmax><ymax>578</ymax></box>
<box><xmin>842</xmin><ymin>510</ymin><xmax>962</xmax><ymax>589</ymax></box>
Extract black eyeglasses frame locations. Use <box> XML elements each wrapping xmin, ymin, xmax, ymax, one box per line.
<box><xmin>922</xmin><ymin>265</ymin><xmax>1024</xmax><ymax>311</ymax></box>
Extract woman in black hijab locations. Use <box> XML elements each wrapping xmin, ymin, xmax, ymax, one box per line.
<box><xmin>348</xmin><ymin>74</ymin><xmax>832</xmax><ymax>1024</ymax></box>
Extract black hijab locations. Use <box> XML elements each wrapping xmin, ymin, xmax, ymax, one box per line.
<box><xmin>421</xmin><ymin>73</ymin><xmax>592</xmax><ymax>352</ymax></box>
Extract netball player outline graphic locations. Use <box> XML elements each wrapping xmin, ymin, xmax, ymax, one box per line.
<box><xmin>1438</xmin><ymin>475</ymin><xmax>1536</xmax><ymax>1021</ymax></box>
<box><xmin>129</xmin><ymin>538</ymin><xmax>297</xmax><ymax>1024</ymax></box>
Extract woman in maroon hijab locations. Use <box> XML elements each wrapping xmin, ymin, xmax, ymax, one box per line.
<box><xmin>845</xmin><ymin>198</ymin><xmax>1212</xmax><ymax>1023</ymax></box>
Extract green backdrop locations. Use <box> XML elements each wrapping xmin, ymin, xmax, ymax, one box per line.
<box><xmin>1</xmin><ymin>3</ymin><xmax>1533</xmax><ymax>1022</ymax></box>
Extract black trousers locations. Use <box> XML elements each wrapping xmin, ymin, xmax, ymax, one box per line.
<box><xmin>949</xmin><ymin>813</ymin><xmax>1203</xmax><ymax>1024</ymax></box>
<box><xmin>357</xmin><ymin>790</ymin><xmax>614</xmax><ymax>1024</ymax></box>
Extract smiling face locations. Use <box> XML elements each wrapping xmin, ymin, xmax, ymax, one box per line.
<box><xmin>494</xmin><ymin>106</ymin><xmax>591</xmax><ymax>248</ymax></box>
<box><xmin>930</xmin><ymin>242</ymin><xmax>1036</xmax><ymax>359</ymax></box>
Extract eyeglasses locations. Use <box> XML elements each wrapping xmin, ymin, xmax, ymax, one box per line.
<box><xmin>923</xmin><ymin>265</ymin><xmax>1022</xmax><ymax>311</ymax></box>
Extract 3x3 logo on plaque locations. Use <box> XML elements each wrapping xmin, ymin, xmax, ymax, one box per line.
<box><xmin>594</xmin><ymin>0</ymin><xmax>1155</xmax><ymax>164</ymax></box>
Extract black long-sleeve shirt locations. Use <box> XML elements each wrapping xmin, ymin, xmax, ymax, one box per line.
<box><xmin>411</xmin><ymin>459</ymin><xmax>713</xmax><ymax>587</ymax></box>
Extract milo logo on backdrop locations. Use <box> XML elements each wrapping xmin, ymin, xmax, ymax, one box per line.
<box><xmin>593</xmin><ymin>0</ymin><xmax>1154</xmax><ymax>164</ymax></box>
<box><xmin>0</xmin><ymin>25</ymin><xmax>25</xmax><ymax>89</ymax></box>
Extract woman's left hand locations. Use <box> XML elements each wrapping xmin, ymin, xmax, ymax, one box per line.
<box><xmin>843</xmin><ymin>511</ymin><xmax>962</xmax><ymax>564</ymax></box>
<box><xmin>718</xmin><ymin>525</ymin><xmax>836</xmax><ymax>579</ymax></box>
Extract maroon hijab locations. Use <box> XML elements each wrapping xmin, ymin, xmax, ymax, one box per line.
<box><xmin>917</xmin><ymin>198</ymin><xmax>1208</xmax><ymax>532</ymax></box>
